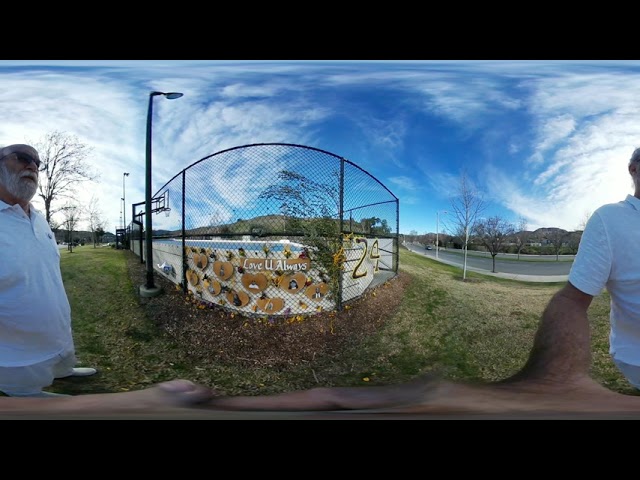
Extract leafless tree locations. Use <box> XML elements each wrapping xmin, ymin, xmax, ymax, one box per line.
<box><xmin>576</xmin><ymin>210</ymin><xmax>592</xmax><ymax>231</ymax></box>
<box><xmin>60</xmin><ymin>202</ymin><xmax>83</xmax><ymax>253</ymax></box>
<box><xmin>565</xmin><ymin>230</ymin><xmax>583</xmax><ymax>254</ymax></box>
<box><xmin>437</xmin><ymin>232</ymin><xmax>451</xmax><ymax>249</ymax></box>
<box><xmin>547</xmin><ymin>228</ymin><xmax>569</xmax><ymax>261</ymax></box>
<box><xmin>207</xmin><ymin>209</ymin><xmax>229</xmax><ymax>235</ymax></box>
<box><xmin>419</xmin><ymin>232</ymin><xmax>436</xmax><ymax>246</ymax></box>
<box><xmin>85</xmin><ymin>196</ymin><xmax>106</xmax><ymax>248</ymax></box>
<box><xmin>514</xmin><ymin>216</ymin><xmax>528</xmax><ymax>260</ymax></box>
<box><xmin>259</xmin><ymin>170</ymin><xmax>340</xmax><ymax>219</ymax></box>
<box><xmin>474</xmin><ymin>216</ymin><xmax>515</xmax><ymax>273</ymax></box>
<box><xmin>259</xmin><ymin>170</ymin><xmax>341</xmax><ymax>237</ymax></box>
<box><xmin>446</xmin><ymin>170</ymin><xmax>486</xmax><ymax>280</ymax></box>
<box><xmin>30</xmin><ymin>131</ymin><xmax>97</xmax><ymax>227</ymax></box>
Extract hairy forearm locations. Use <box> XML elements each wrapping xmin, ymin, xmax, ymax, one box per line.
<box><xmin>0</xmin><ymin>380</ymin><xmax>216</xmax><ymax>417</ymax></box>
<box><xmin>506</xmin><ymin>285</ymin><xmax>592</xmax><ymax>384</ymax></box>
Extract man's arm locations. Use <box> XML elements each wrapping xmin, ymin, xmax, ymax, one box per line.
<box><xmin>505</xmin><ymin>282</ymin><xmax>594</xmax><ymax>385</ymax></box>
<box><xmin>0</xmin><ymin>380</ymin><xmax>215</xmax><ymax>417</ymax></box>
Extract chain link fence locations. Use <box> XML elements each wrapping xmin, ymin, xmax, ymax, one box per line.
<box><xmin>130</xmin><ymin>143</ymin><xmax>398</xmax><ymax>317</ymax></box>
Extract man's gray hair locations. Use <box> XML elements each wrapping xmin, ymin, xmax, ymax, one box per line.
<box><xmin>630</xmin><ymin>147</ymin><xmax>640</xmax><ymax>165</ymax></box>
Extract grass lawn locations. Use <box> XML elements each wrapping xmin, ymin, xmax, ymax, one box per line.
<box><xmin>48</xmin><ymin>245</ymin><xmax>635</xmax><ymax>397</ymax></box>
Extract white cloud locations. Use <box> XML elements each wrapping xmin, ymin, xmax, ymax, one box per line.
<box><xmin>6</xmin><ymin>60</ymin><xmax>640</xmax><ymax>237</ymax></box>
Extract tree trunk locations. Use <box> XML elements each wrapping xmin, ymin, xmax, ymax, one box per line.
<box><xmin>462</xmin><ymin>244</ymin><xmax>468</xmax><ymax>280</ymax></box>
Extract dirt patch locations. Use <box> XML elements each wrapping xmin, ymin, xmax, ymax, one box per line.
<box><xmin>126</xmin><ymin>252</ymin><xmax>410</xmax><ymax>369</ymax></box>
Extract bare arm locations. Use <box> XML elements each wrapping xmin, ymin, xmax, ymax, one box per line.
<box><xmin>6</xmin><ymin>282</ymin><xmax>640</xmax><ymax>417</ymax></box>
<box><xmin>204</xmin><ymin>282</ymin><xmax>601</xmax><ymax>413</ymax></box>
<box><xmin>505</xmin><ymin>282</ymin><xmax>594</xmax><ymax>385</ymax></box>
<box><xmin>0</xmin><ymin>380</ymin><xmax>215</xmax><ymax>417</ymax></box>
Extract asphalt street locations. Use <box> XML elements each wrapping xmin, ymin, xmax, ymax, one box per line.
<box><xmin>404</xmin><ymin>243</ymin><xmax>570</xmax><ymax>283</ymax></box>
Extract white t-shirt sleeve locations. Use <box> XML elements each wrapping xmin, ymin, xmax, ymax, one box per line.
<box><xmin>568</xmin><ymin>211</ymin><xmax>611</xmax><ymax>297</ymax></box>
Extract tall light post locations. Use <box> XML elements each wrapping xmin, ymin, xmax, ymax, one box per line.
<box><xmin>120</xmin><ymin>197</ymin><xmax>125</xmax><ymax>248</ymax></box>
<box><xmin>122</xmin><ymin>172</ymin><xmax>129</xmax><ymax>234</ymax></box>
<box><xmin>436</xmin><ymin>210</ymin><xmax>448</xmax><ymax>259</ymax></box>
<box><xmin>140</xmin><ymin>91</ymin><xmax>184</xmax><ymax>298</ymax></box>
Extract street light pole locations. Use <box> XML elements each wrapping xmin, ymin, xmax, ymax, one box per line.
<box><xmin>123</xmin><ymin>172</ymin><xmax>129</xmax><ymax>248</ymax></box>
<box><xmin>140</xmin><ymin>91</ymin><xmax>184</xmax><ymax>298</ymax></box>
<box><xmin>436</xmin><ymin>210</ymin><xmax>448</xmax><ymax>259</ymax></box>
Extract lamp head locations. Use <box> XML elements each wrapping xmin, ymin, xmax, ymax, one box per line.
<box><xmin>150</xmin><ymin>91</ymin><xmax>184</xmax><ymax>100</ymax></box>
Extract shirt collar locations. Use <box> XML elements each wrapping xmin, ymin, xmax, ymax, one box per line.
<box><xmin>625</xmin><ymin>194</ymin><xmax>640</xmax><ymax>211</ymax></box>
<box><xmin>0</xmin><ymin>198</ymin><xmax>13</xmax><ymax>212</ymax></box>
<box><xmin>0</xmin><ymin>198</ymin><xmax>36</xmax><ymax>215</ymax></box>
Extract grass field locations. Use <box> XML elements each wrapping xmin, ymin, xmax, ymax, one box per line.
<box><xmin>48</xmin><ymin>245</ymin><xmax>636</xmax><ymax>397</ymax></box>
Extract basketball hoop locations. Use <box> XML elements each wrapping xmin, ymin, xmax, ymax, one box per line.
<box><xmin>150</xmin><ymin>190</ymin><xmax>171</xmax><ymax>215</ymax></box>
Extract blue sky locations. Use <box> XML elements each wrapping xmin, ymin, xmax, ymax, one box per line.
<box><xmin>1</xmin><ymin>59</ymin><xmax>638</xmax><ymax>235</ymax></box>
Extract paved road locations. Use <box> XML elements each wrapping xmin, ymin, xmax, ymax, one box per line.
<box><xmin>404</xmin><ymin>243</ymin><xmax>571</xmax><ymax>283</ymax></box>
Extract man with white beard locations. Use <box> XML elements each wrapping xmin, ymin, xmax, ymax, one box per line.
<box><xmin>0</xmin><ymin>144</ymin><xmax>97</xmax><ymax>397</ymax></box>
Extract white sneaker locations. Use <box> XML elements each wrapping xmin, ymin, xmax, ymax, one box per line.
<box><xmin>56</xmin><ymin>367</ymin><xmax>98</xmax><ymax>378</ymax></box>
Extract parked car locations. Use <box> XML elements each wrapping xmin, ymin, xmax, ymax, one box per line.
<box><xmin>426</xmin><ymin>245</ymin><xmax>433</xmax><ymax>250</ymax></box>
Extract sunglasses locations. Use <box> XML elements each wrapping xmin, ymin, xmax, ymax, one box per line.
<box><xmin>8</xmin><ymin>152</ymin><xmax>42</xmax><ymax>170</ymax></box>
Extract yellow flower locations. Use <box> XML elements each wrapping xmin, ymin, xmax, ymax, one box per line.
<box><xmin>343</xmin><ymin>232</ymin><xmax>355</xmax><ymax>245</ymax></box>
<box><xmin>362</xmin><ymin>377</ymin><xmax>370</xmax><ymax>382</ymax></box>
<box><xmin>333</xmin><ymin>247</ymin><xmax>346</xmax><ymax>267</ymax></box>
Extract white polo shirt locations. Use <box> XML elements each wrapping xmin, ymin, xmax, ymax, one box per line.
<box><xmin>0</xmin><ymin>200</ymin><xmax>73</xmax><ymax>366</ymax></box>
<box><xmin>569</xmin><ymin>194</ymin><xmax>640</xmax><ymax>365</ymax></box>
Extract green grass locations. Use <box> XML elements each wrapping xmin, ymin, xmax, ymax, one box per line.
<box><xmin>53</xmin><ymin>247</ymin><xmax>196</xmax><ymax>394</ymax></box>
<box><xmin>48</xmin><ymin>245</ymin><xmax>635</xmax><ymax>396</ymax></box>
